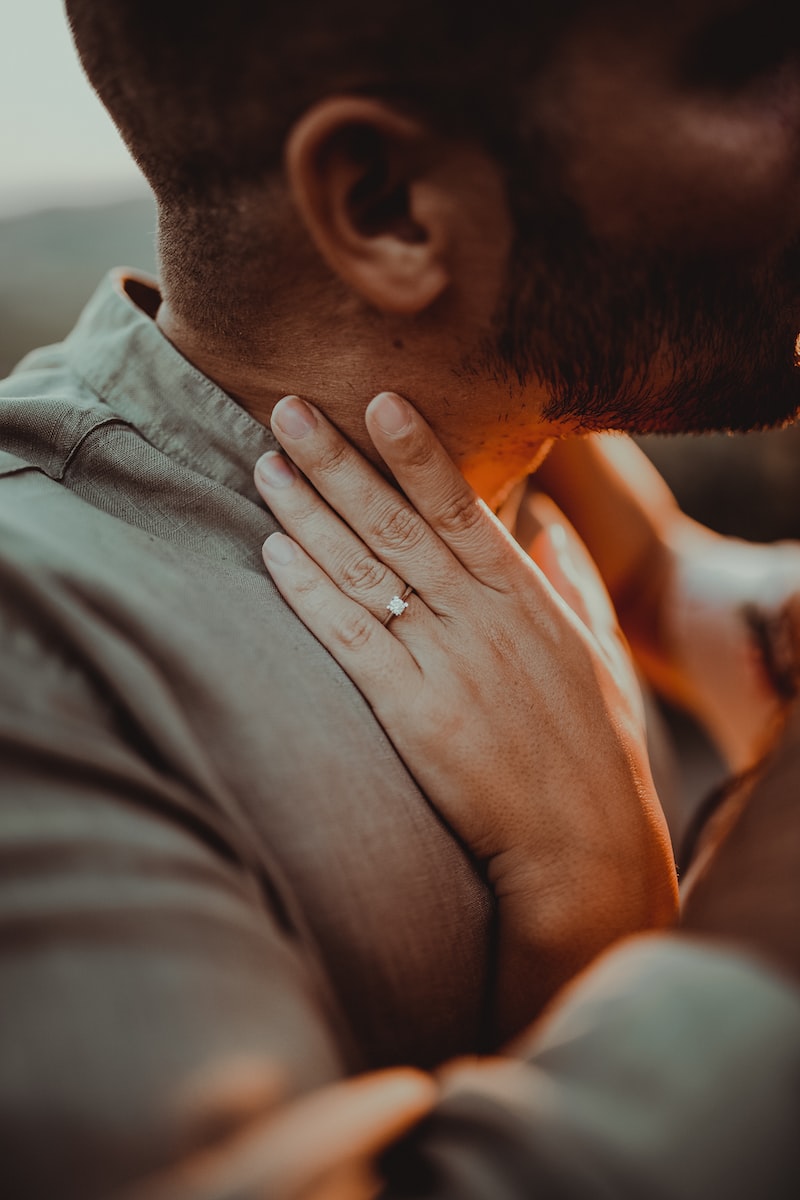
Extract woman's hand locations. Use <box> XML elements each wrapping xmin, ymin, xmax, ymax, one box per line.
<box><xmin>254</xmin><ymin>392</ymin><xmax>678</xmax><ymax>1041</ymax></box>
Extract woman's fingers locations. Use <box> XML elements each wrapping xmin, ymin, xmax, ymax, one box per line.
<box><xmin>269</xmin><ymin>394</ymin><xmax>524</xmax><ymax>596</ymax></box>
<box><xmin>255</xmin><ymin>451</ymin><xmax>409</xmax><ymax>626</ymax></box>
<box><xmin>268</xmin><ymin>396</ymin><xmax>463</xmax><ymax>610</ymax></box>
<box><xmin>262</xmin><ymin>532</ymin><xmax>424</xmax><ymax>693</ymax></box>
<box><xmin>364</xmin><ymin>392</ymin><xmax>526</xmax><ymax>591</ymax></box>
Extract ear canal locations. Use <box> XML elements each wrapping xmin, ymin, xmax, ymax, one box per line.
<box><xmin>353</xmin><ymin>180</ymin><xmax>428</xmax><ymax>243</ymax></box>
<box><xmin>344</xmin><ymin>128</ymin><xmax>427</xmax><ymax>244</ymax></box>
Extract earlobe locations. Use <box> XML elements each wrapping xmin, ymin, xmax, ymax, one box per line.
<box><xmin>285</xmin><ymin>97</ymin><xmax>451</xmax><ymax>314</ymax></box>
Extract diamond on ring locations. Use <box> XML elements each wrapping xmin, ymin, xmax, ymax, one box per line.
<box><xmin>383</xmin><ymin>584</ymin><xmax>413</xmax><ymax>625</ymax></box>
<box><xmin>386</xmin><ymin>595</ymin><xmax>409</xmax><ymax>618</ymax></box>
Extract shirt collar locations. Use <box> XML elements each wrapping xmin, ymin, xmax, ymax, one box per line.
<box><xmin>65</xmin><ymin>269</ymin><xmax>278</xmax><ymax>504</ymax></box>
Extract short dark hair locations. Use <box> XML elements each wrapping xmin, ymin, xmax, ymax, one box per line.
<box><xmin>66</xmin><ymin>1</ymin><xmax>579</xmax><ymax>331</ymax></box>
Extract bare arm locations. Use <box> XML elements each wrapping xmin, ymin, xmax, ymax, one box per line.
<box><xmin>534</xmin><ymin>433</ymin><xmax>800</xmax><ymax>768</ymax></box>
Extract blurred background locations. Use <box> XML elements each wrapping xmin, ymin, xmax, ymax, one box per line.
<box><xmin>4</xmin><ymin>1</ymin><xmax>800</xmax><ymax>815</ymax></box>
<box><xmin>0</xmin><ymin>0</ymin><xmax>156</xmax><ymax>377</ymax></box>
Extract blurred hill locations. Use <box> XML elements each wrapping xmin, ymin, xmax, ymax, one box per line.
<box><xmin>0</xmin><ymin>196</ymin><xmax>156</xmax><ymax>379</ymax></box>
<box><xmin>2</xmin><ymin>195</ymin><xmax>800</xmax><ymax>543</ymax></box>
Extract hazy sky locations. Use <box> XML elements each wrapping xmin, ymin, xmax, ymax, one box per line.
<box><xmin>0</xmin><ymin>0</ymin><xmax>146</xmax><ymax>217</ymax></box>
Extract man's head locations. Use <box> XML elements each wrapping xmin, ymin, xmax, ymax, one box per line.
<box><xmin>66</xmin><ymin>1</ymin><xmax>800</xmax><ymax>466</ymax></box>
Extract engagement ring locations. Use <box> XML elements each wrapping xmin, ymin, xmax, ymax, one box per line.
<box><xmin>383</xmin><ymin>585</ymin><xmax>413</xmax><ymax>625</ymax></box>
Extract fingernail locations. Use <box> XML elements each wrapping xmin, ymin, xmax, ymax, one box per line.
<box><xmin>272</xmin><ymin>396</ymin><xmax>316</xmax><ymax>439</ymax></box>
<box><xmin>263</xmin><ymin>532</ymin><xmax>297</xmax><ymax>565</ymax></box>
<box><xmin>255</xmin><ymin>452</ymin><xmax>296</xmax><ymax>488</ymax></box>
<box><xmin>371</xmin><ymin>392</ymin><xmax>411</xmax><ymax>436</ymax></box>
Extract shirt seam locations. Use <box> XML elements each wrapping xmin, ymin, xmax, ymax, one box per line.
<box><xmin>60</xmin><ymin>416</ymin><xmax>136</xmax><ymax>481</ymax></box>
<box><xmin>69</xmin><ymin>366</ymin><xmax>273</xmax><ymax>505</ymax></box>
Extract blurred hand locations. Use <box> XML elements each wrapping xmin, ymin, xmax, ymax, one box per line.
<box><xmin>527</xmin><ymin>432</ymin><xmax>800</xmax><ymax>771</ymax></box>
<box><xmin>656</xmin><ymin>526</ymin><xmax>800</xmax><ymax>771</ymax></box>
<box><xmin>254</xmin><ymin>392</ymin><xmax>678</xmax><ymax>1041</ymax></box>
<box><xmin>122</xmin><ymin>1068</ymin><xmax>435</xmax><ymax>1200</ymax></box>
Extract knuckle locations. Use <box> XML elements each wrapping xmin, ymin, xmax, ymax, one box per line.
<box><xmin>330</xmin><ymin>607</ymin><xmax>376</xmax><ymax>652</ymax></box>
<box><xmin>435</xmin><ymin>487</ymin><xmax>484</xmax><ymax>538</ymax></box>
<box><xmin>338</xmin><ymin>551</ymin><xmax>391</xmax><ymax>596</ymax></box>
<box><xmin>372</xmin><ymin>501</ymin><xmax>427</xmax><ymax>553</ymax></box>
<box><xmin>292</xmin><ymin>571</ymin><xmax>321</xmax><ymax>601</ymax></box>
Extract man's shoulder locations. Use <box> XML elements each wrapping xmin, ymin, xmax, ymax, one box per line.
<box><xmin>0</xmin><ymin>341</ymin><xmax>122</xmax><ymax>485</ymax></box>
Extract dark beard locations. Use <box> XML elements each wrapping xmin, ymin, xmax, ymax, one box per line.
<box><xmin>476</xmin><ymin>160</ymin><xmax>800</xmax><ymax>435</ymax></box>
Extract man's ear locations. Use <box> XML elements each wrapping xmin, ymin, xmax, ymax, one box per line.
<box><xmin>285</xmin><ymin>97</ymin><xmax>453</xmax><ymax>314</ymax></box>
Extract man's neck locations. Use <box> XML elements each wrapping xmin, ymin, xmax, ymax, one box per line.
<box><xmin>156</xmin><ymin>300</ymin><xmax>553</xmax><ymax>509</ymax></box>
